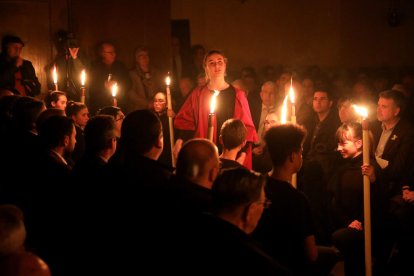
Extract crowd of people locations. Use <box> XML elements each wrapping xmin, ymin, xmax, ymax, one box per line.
<box><xmin>1</xmin><ymin>33</ymin><xmax>414</xmax><ymax>275</ymax></box>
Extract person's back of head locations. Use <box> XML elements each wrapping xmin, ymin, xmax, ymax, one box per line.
<box><xmin>36</xmin><ymin>108</ymin><xmax>66</xmax><ymax>131</ymax></box>
<box><xmin>84</xmin><ymin>115</ymin><xmax>117</xmax><ymax>156</ymax></box>
<box><xmin>265</xmin><ymin>124</ymin><xmax>307</xmax><ymax>168</ymax></box>
<box><xmin>97</xmin><ymin>106</ymin><xmax>122</xmax><ymax>119</ymax></box>
<box><xmin>10</xmin><ymin>97</ymin><xmax>45</xmax><ymax>133</ymax></box>
<box><xmin>65</xmin><ymin>101</ymin><xmax>87</xmax><ymax>118</ymax></box>
<box><xmin>120</xmin><ymin>109</ymin><xmax>162</xmax><ymax>159</ymax></box>
<box><xmin>0</xmin><ymin>205</ymin><xmax>25</xmax><ymax>256</ymax></box>
<box><xmin>38</xmin><ymin>115</ymin><xmax>74</xmax><ymax>150</ymax></box>
<box><xmin>0</xmin><ymin>252</ymin><xmax>51</xmax><ymax>276</ymax></box>
<box><xmin>176</xmin><ymin>138</ymin><xmax>219</xmax><ymax>188</ymax></box>
<box><xmin>220</xmin><ymin>119</ymin><xmax>246</xmax><ymax>151</ymax></box>
<box><xmin>212</xmin><ymin>168</ymin><xmax>267</xmax><ymax>234</ymax></box>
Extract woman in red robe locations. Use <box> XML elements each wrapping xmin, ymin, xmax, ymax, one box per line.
<box><xmin>174</xmin><ymin>50</ymin><xmax>257</xmax><ymax>169</ymax></box>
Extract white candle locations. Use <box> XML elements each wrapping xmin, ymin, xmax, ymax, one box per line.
<box><xmin>353</xmin><ymin>104</ymin><xmax>372</xmax><ymax>276</ymax></box>
<box><xmin>208</xmin><ymin>90</ymin><xmax>220</xmax><ymax>141</ymax></box>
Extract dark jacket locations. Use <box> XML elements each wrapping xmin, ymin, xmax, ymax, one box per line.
<box><xmin>0</xmin><ymin>54</ymin><xmax>41</xmax><ymax>96</ymax></box>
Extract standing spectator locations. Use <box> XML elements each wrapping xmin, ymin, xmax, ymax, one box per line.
<box><xmin>48</xmin><ymin>31</ymin><xmax>88</xmax><ymax>102</ymax></box>
<box><xmin>0</xmin><ymin>35</ymin><xmax>40</xmax><ymax>96</ymax></box>
<box><xmin>89</xmin><ymin>42</ymin><xmax>131</xmax><ymax>114</ymax></box>
<box><xmin>127</xmin><ymin>46</ymin><xmax>162</xmax><ymax>113</ymax></box>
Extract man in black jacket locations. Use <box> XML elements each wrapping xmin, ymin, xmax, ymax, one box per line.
<box><xmin>0</xmin><ymin>35</ymin><xmax>41</xmax><ymax>96</ymax></box>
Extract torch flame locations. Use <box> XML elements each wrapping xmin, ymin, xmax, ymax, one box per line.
<box><xmin>281</xmin><ymin>95</ymin><xmax>288</xmax><ymax>124</ymax></box>
<box><xmin>53</xmin><ymin>65</ymin><xmax>58</xmax><ymax>85</ymax></box>
<box><xmin>166</xmin><ymin>76</ymin><xmax>171</xmax><ymax>86</ymax></box>
<box><xmin>210</xmin><ymin>90</ymin><xmax>220</xmax><ymax>114</ymax></box>
<box><xmin>352</xmin><ymin>104</ymin><xmax>368</xmax><ymax>119</ymax></box>
<box><xmin>111</xmin><ymin>83</ymin><xmax>118</xmax><ymax>97</ymax></box>
<box><xmin>81</xmin><ymin>70</ymin><xmax>86</xmax><ymax>86</ymax></box>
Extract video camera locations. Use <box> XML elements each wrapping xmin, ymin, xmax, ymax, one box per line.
<box><xmin>58</xmin><ymin>31</ymin><xmax>79</xmax><ymax>50</ymax></box>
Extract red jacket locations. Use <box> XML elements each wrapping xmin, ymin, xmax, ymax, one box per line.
<box><xmin>174</xmin><ymin>85</ymin><xmax>258</xmax><ymax>169</ymax></box>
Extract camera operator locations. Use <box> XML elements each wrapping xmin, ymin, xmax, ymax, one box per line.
<box><xmin>49</xmin><ymin>31</ymin><xmax>88</xmax><ymax>102</ymax></box>
<box><xmin>0</xmin><ymin>35</ymin><xmax>41</xmax><ymax>96</ymax></box>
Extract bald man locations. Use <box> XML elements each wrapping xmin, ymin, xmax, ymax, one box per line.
<box><xmin>0</xmin><ymin>205</ymin><xmax>51</xmax><ymax>276</ymax></box>
<box><xmin>169</xmin><ymin>139</ymin><xmax>220</xmax><ymax>215</ymax></box>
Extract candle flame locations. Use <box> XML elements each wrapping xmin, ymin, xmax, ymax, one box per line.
<box><xmin>111</xmin><ymin>83</ymin><xmax>118</xmax><ymax>97</ymax></box>
<box><xmin>166</xmin><ymin>76</ymin><xmax>171</xmax><ymax>86</ymax></box>
<box><xmin>352</xmin><ymin>105</ymin><xmax>368</xmax><ymax>119</ymax></box>
<box><xmin>210</xmin><ymin>90</ymin><xmax>220</xmax><ymax>113</ymax></box>
<box><xmin>81</xmin><ymin>70</ymin><xmax>86</xmax><ymax>86</ymax></box>
<box><xmin>289</xmin><ymin>79</ymin><xmax>295</xmax><ymax>104</ymax></box>
<box><xmin>53</xmin><ymin>65</ymin><xmax>58</xmax><ymax>85</ymax></box>
<box><xmin>281</xmin><ymin>95</ymin><xmax>288</xmax><ymax>124</ymax></box>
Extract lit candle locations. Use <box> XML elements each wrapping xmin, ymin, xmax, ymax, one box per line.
<box><xmin>353</xmin><ymin>104</ymin><xmax>372</xmax><ymax>276</ymax></box>
<box><xmin>112</xmin><ymin>83</ymin><xmax>118</xmax><ymax>107</ymax></box>
<box><xmin>165</xmin><ymin>75</ymin><xmax>176</xmax><ymax>167</ymax></box>
<box><xmin>208</xmin><ymin>90</ymin><xmax>220</xmax><ymax>141</ymax></box>
<box><xmin>80</xmin><ymin>69</ymin><xmax>86</xmax><ymax>104</ymax></box>
<box><xmin>53</xmin><ymin>65</ymin><xmax>58</xmax><ymax>91</ymax></box>
<box><xmin>289</xmin><ymin>77</ymin><xmax>296</xmax><ymax>124</ymax></box>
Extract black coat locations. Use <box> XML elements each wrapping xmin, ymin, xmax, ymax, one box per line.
<box><xmin>0</xmin><ymin>53</ymin><xmax>41</xmax><ymax>96</ymax></box>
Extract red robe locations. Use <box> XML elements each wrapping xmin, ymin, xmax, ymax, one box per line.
<box><xmin>174</xmin><ymin>85</ymin><xmax>258</xmax><ymax>169</ymax></box>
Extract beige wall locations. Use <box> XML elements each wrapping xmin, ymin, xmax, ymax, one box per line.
<box><xmin>172</xmin><ymin>0</ymin><xmax>414</xmax><ymax>72</ymax></box>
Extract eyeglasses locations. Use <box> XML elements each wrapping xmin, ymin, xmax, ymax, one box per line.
<box><xmin>257</xmin><ymin>198</ymin><xmax>272</xmax><ymax>209</ymax></box>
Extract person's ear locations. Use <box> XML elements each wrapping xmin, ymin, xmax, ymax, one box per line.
<box><xmin>154</xmin><ymin>133</ymin><xmax>163</xmax><ymax>149</ymax></box>
<box><xmin>51</xmin><ymin>101</ymin><xmax>56</xmax><ymax>107</ymax></box>
<box><xmin>355</xmin><ymin>139</ymin><xmax>363</xmax><ymax>150</ymax></box>
<box><xmin>289</xmin><ymin>152</ymin><xmax>295</xmax><ymax>163</ymax></box>
<box><xmin>243</xmin><ymin>203</ymin><xmax>255</xmax><ymax>226</ymax></box>
<box><xmin>394</xmin><ymin>107</ymin><xmax>400</xmax><ymax>117</ymax></box>
<box><xmin>219</xmin><ymin>135</ymin><xmax>223</xmax><ymax>146</ymax></box>
<box><xmin>208</xmin><ymin>163</ymin><xmax>219</xmax><ymax>183</ymax></box>
<box><xmin>63</xmin><ymin>135</ymin><xmax>69</xmax><ymax>147</ymax></box>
